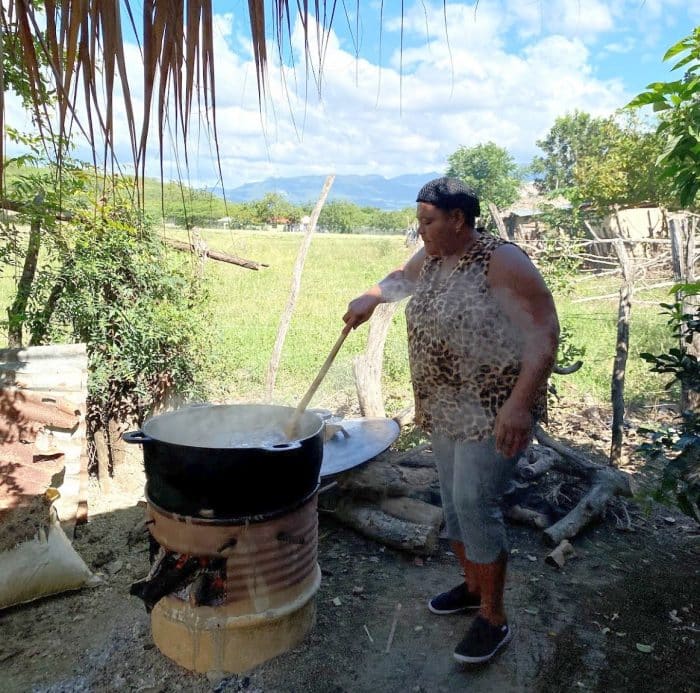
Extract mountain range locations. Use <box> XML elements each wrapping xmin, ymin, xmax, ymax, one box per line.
<box><xmin>225</xmin><ymin>172</ymin><xmax>442</xmax><ymax>211</ymax></box>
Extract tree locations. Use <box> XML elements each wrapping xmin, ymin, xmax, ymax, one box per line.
<box><xmin>531</xmin><ymin>111</ymin><xmax>613</xmax><ymax>195</ymax></box>
<box><xmin>573</xmin><ymin>114</ymin><xmax>678</xmax><ymax>210</ymax></box>
<box><xmin>159</xmin><ymin>186</ymin><xmax>228</xmax><ymax>228</ymax></box>
<box><xmin>40</xmin><ymin>192</ymin><xmax>209</xmax><ymax>420</ymax></box>
<box><xmin>252</xmin><ymin>192</ymin><xmax>299</xmax><ymax>225</ymax></box>
<box><xmin>365</xmin><ymin>207</ymin><xmax>415</xmax><ymax>234</ymax></box>
<box><xmin>446</xmin><ymin>142</ymin><xmax>521</xmax><ymax>214</ymax></box>
<box><xmin>629</xmin><ymin>30</ymin><xmax>700</xmax><ymax>521</ymax></box>
<box><xmin>628</xmin><ymin>28</ymin><xmax>700</xmax><ymax>208</ymax></box>
<box><xmin>318</xmin><ymin>200</ymin><xmax>368</xmax><ymax>233</ymax></box>
<box><xmin>532</xmin><ymin>111</ymin><xmax>677</xmax><ymax>211</ymax></box>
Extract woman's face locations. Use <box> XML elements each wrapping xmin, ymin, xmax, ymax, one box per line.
<box><xmin>416</xmin><ymin>202</ymin><xmax>461</xmax><ymax>256</ymax></box>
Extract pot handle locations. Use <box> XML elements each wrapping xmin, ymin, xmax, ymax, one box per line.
<box><xmin>261</xmin><ymin>440</ymin><xmax>302</xmax><ymax>452</ymax></box>
<box><xmin>122</xmin><ymin>430</ymin><xmax>153</xmax><ymax>444</ymax></box>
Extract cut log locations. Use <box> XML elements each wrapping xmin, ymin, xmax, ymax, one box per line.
<box><xmin>335</xmin><ymin>452</ymin><xmax>439</xmax><ymax>503</ymax></box>
<box><xmin>534</xmin><ymin>426</ymin><xmax>607</xmax><ymax>477</ymax></box>
<box><xmin>545</xmin><ymin>539</ymin><xmax>575</xmax><ymax>568</ymax></box>
<box><xmin>379</xmin><ymin>496</ymin><xmax>443</xmax><ymax>527</ymax></box>
<box><xmin>335</xmin><ymin>499</ymin><xmax>440</xmax><ymax>555</ymax></box>
<box><xmin>336</xmin><ymin>457</ymin><xmax>408</xmax><ymax>501</ymax></box>
<box><xmin>394</xmin><ymin>442</ymin><xmax>432</xmax><ymax>467</ymax></box>
<box><xmin>504</xmin><ymin>504</ymin><xmax>550</xmax><ymax>530</ymax></box>
<box><xmin>516</xmin><ymin>446</ymin><xmax>560</xmax><ymax>480</ymax></box>
<box><xmin>392</xmin><ymin>405</ymin><xmax>415</xmax><ymax>428</ymax></box>
<box><xmin>543</xmin><ymin>466</ymin><xmax>632</xmax><ymax>546</ymax></box>
<box><xmin>534</xmin><ymin>426</ymin><xmax>632</xmax><ymax>543</ymax></box>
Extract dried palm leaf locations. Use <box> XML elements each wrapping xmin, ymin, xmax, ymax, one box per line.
<box><xmin>0</xmin><ymin>1</ymin><xmax>424</xmax><ymax>199</ymax></box>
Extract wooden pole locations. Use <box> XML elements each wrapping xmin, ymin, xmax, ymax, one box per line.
<box><xmin>265</xmin><ymin>174</ymin><xmax>335</xmax><ymax>401</ymax></box>
<box><xmin>352</xmin><ymin>302</ymin><xmax>399</xmax><ymax>417</ymax></box>
<box><xmin>609</xmin><ymin>209</ymin><xmax>634</xmax><ymax>466</ymax></box>
<box><xmin>683</xmin><ymin>217</ymin><xmax>700</xmax><ymax>412</ymax></box>
<box><xmin>670</xmin><ymin>217</ymin><xmax>700</xmax><ymax>412</ymax></box>
<box><xmin>487</xmin><ymin>202</ymin><xmax>509</xmax><ymax>240</ymax></box>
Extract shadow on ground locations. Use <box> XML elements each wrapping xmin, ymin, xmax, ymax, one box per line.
<box><xmin>1</xmin><ymin>487</ymin><xmax>697</xmax><ymax>693</ymax></box>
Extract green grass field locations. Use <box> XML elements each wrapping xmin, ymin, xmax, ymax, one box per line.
<box><xmin>0</xmin><ymin>227</ymin><xmax>678</xmax><ymax>415</ymax></box>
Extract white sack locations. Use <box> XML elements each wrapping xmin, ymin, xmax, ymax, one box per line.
<box><xmin>0</xmin><ymin>513</ymin><xmax>100</xmax><ymax>609</ymax></box>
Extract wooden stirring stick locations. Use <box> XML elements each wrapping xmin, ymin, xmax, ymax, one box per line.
<box><xmin>285</xmin><ymin>322</ymin><xmax>354</xmax><ymax>439</ymax></box>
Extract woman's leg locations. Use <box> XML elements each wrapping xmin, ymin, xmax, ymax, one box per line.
<box><xmin>451</xmin><ymin>438</ymin><xmax>515</xmax><ymax>625</ymax></box>
<box><xmin>428</xmin><ymin>434</ymin><xmax>480</xmax><ymax>613</ymax></box>
<box><xmin>431</xmin><ymin>433</ymin><xmax>461</xmax><ymax>543</ymax></box>
<box><xmin>474</xmin><ymin>551</ymin><xmax>508</xmax><ymax>625</ymax></box>
<box><xmin>450</xmin><ymin>540</ymin><xmax>480</xmax><ymax>596</ymax></box>
<box><xmin>432</xmin><ymin>432</ymin><xmax>480</xmax><ymax>593</ymax></box>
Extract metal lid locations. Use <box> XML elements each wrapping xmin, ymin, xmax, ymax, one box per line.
<box><xmin>320</xmin><ymin>417</ymin><xmax>400</xmax><ymax>478</ymax></box>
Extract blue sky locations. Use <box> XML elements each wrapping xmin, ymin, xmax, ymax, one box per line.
<box><xmin>194</xmin><ymin>0</ymin><xmax>698</xmax><ymax>189</ymax></box>
<box><xmin>8</xmin><ymin>1</ymin><xmax>698</xmax><ymax>191</ymax></box>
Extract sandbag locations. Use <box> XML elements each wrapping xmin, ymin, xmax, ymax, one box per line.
<box><xmin>0</xmin><ymin>510</ymin><xmax>100</xmax><ymax>609</ymax></box>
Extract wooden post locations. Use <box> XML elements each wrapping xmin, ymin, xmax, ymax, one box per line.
<box><xmin>265</xmin><ymin>174</ymin><xmax>335</xmax><ymax>400</ymax></box>
<box><xmin>670</xmin><ymin>216</ymin><xmax>700</xmax><ymax>412</ymax></box>
<box><xmin>190</xmin><ymin>228</ymin><xmax>207</xmax><ymax>280</ymax></box>
<box><xmin>352</xmin><ymin>302</ymin><xmax>399</xmax><ymax>417</ymax></box>
<box><xmin>583</xmin><ymin>219</ymin><xmax>607</xmax><ymax>265</ymax></box>
<box><xmin>609</xmin><ymin>209</ymin><xmax>634</xmax><ymax>466</ymax></box>
<box><xmin>488</xmin><ymin>202</ymin><xmax>509</xmax><ymax>240</ymax></box>
<box><xmin>505</xmin><ymin>213</ymin><xmax>520</xmax><ymax>241</ymax></box>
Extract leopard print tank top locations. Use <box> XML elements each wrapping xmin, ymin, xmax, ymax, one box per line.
<box><xmin>405</xmin><ymin>233</ymin><xmax>547</xmax><ymax>441</ymax></box>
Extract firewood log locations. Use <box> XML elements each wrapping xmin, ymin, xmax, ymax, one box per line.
<box><xmin>543</xmin><ymin>467</ymin><xmax>632</xmax><ymax>546</ymax></box>
<box><xmin>335</xmin><ymin>498</ymin><xmax>440</xmax><ymax>555</ymax></box>
<box><xmin>535</xmin><ymin>426</ymin><xmax>632</xmax><ymax>544</ymax></box>
<box><xmin>545</xmin><ymin>539</ymin><xmax>575</xmax><ymax>568</ymax></box>
<box><xmin>504</xmin><ymin>504</ymin><xmax>550</xmax><ymax>529</ymax></box>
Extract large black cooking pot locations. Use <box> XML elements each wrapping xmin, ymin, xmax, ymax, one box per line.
<box><xmin>123</xmin><ymin>404</ymin><xmax>324</xmax><ymax>519</ymax></box>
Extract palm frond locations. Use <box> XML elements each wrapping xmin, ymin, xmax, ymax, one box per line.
<box><xmin>0</xmin><ymin>1</ymin><xmax>383</xmax><ymax>195</ymax></box>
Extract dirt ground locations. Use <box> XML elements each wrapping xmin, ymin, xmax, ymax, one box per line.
<box><xmin>1</xmin><ymin>404</ymin><xmax>699</xmax><ymax>693</ymax></box>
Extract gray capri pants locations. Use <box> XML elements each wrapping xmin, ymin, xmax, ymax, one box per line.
<box><xmin>432</xmin><ymin>432</ymin><xmax>517</xmax><ymax>564</ymax></box>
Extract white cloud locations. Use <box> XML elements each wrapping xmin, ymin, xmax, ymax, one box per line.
<box><xmin>602</xmin><ymin>36</ymin><xmax>638</xmax><ymax>55</ymax></box>
<box><xmin>180</xmin><ymin>8</ymin><xmax>627</xmax><ymax>188</ymax></box>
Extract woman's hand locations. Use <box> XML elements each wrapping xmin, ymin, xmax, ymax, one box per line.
<box><xmin>494</xmin><ymin>396</ymin><xmax>534</xmax><ymax>459</ymax></box>
<box><xmin>343</xmin><ymin>291</ymin><xmax>382</xmax><ymax>329</ymax></box>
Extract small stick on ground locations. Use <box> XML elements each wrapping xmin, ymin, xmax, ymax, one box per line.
<box><xmin>385</xmin><ymin>602</ymin><xmax>402</xmax><ymax>653</ymax></box>
<box><xmin>363</xmin><ymin>625</ymin><xmax>374</xmax><ymax>643</ymax></box>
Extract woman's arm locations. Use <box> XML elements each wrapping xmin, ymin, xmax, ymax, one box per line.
<box><xmin>343</xmin><ymin>247</ymin><xmax>426</xmax><ymax>329</ymax></box>
<box><xmin>487</xmin><ymin>244</ymin><xmax>560</xmax><ymax>458</ymax></box>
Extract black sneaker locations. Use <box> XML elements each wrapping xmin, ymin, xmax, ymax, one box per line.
<box><xmin>453</xmin><ymin>615</ymin><xmax>513</xmax><ymax>664</ymax></box>
<box><xmin>428</xmin><ymin>583</ymin><xmax>480</xmax><ymax>615</ymax></box>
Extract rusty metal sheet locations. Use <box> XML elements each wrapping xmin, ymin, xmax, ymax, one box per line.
<box><xmin>320</xmin><ymin>417</ymin><xmax>400</xmax><ymax>479</ymax></box>
<box><xmin>0</xmin><ymin>344</ymin><xmax>88</xmax><ymax>530</ymax></box>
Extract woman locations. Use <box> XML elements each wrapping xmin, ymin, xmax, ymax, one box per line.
<box><xmin>343</xmin><ymin>177</ymin><xmax>559</xmax><ymax>664</ymax></box>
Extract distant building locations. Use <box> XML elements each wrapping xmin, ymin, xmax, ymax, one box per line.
<box><xmin>501</xmin><ymin>183</ymin><xmax>571</xmax><ymax>241</ymax></box>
